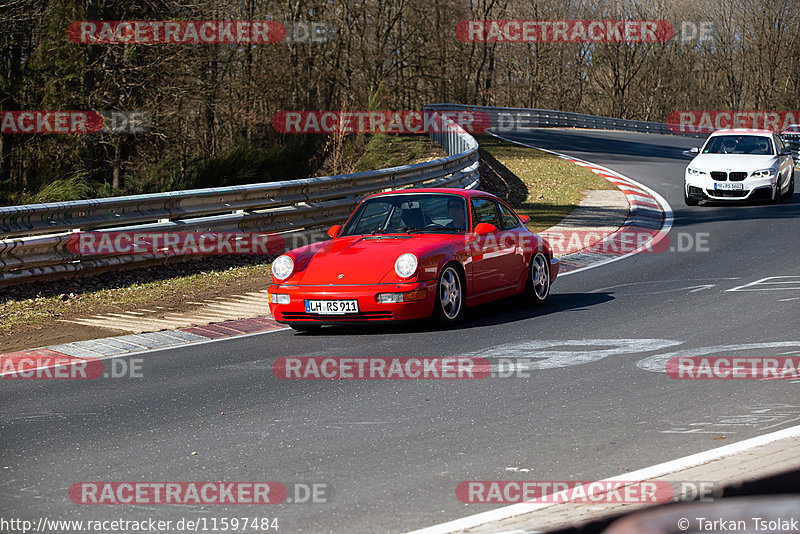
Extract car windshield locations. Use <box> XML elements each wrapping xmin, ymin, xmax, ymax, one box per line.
<box><xmin>340</xmin><ymin>194</ymin><xmax>469</xmax><ymax>236</ymax></box>
<box><xmin>702</xmin><ymin>135</ymin><xmax>774</xmax><ymax>155</ymax></box>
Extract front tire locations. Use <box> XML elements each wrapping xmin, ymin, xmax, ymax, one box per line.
<box><xmin>772</xmin><ymin>177</ymin><xmax>783</xmax><ymax>204</ymax></box>
<box><xmin>524</xmin><ymin>252</ymin><xmax>551</xmax><ymax>305</ymax></box>
<box><xmin>782</xmin><ymin>170</ymin><xmax>795</xmax><ymax>200</ymax></box>
<box><xmin>684</xmin><ymin>187</ymin><xmax>699</xmax><ymax>206</ymax></box>
<box><xmin>434</xmin><ymin>264</ymin><xmax>464</xmax><ymax>325</ymax></box>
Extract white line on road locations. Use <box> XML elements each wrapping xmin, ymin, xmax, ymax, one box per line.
<box><xmin>727</xmin><ymin>276</ymin><xmax>800</xmax><ymax>292</ymax></box>
<box><xmin>488</xmin><ymin>132</ymin><xmax>674</xmax><ymax>278</ymax></box>
<box><xmin>408</xmin><ymin>424</ymin><xmax>800</xmax><ymax>534</ymax></box>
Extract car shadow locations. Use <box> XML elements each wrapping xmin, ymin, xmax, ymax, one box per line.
<box><xmin>673</xmin><ymin>191</ymin><xmax>800</xmax><ymax>228</ymax></box>
<box><xmin>290</xmin><ymin>292</ymin><xmax>614</xmax><ymax>336</ymax></box>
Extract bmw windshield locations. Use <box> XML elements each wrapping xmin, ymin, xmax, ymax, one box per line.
<box><xmin>702</xmin><ymin>135</ymin><xmax>775</xmax><ymax>155</ymax></box>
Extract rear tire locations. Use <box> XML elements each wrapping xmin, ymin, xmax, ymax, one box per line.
<box><xmin>434</xmin><ymin>264</ymin><xmax>464</xmax><ymax>325</ymax></box>
<box><xmin>524</xmin><ymin>252</ymin><xmax>551</xmax><ymax>306</ymax></box>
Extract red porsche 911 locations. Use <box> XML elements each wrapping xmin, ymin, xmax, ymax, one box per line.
<box><xmin>267</xmin><ymin>188</ymin><xmax>559</xmax><ymax>331</ymax></box>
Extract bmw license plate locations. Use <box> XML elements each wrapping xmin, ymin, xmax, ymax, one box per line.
<box><xmin>305</xmin><ymin>299</ymin><xmax>359</xmax><ymax>315</ymax></box>
<box><xmin>714</xmin><ymin>182</ymin><xmax>744</xmax><ymax>190</ymax></box>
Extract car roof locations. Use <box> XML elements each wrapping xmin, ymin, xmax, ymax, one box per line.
<box><xmin>366</xmin><ymin>188</ymin><xmax>499</xmax><ymax>200</ymax></box>
<box><xmin>710</xmin><ymin>129</ymin><xmax>774</xmax><ymax>136</ymax></box>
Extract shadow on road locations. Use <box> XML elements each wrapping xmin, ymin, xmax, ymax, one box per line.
<box><xmin>673</xmin><ymin>192</ymin><xmax>800</xmax><ymax>228</ymax></box>
<box><xmin>291</xmin><ymin>291</ymin><xmax>615</xmax><ymax>337</ymax></box>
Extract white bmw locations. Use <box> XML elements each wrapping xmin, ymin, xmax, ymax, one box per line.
<box><xmin>684</xmin><ymin>129</ymin><xmax>795</xmax><ymax>205</ymax></box>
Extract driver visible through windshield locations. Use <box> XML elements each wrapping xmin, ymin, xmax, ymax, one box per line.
<box><xmin>702</xmin><ymin>135</ymin><xmax>775</xmax><ymax>155</ymax></box>
<box><xmin>340</xmin><ymin>194</ymin><xmax>469</xmax><ymax>236</ymax></box>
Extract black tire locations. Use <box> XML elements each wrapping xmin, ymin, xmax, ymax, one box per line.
<box><xmin>771</xmin><ymin>176</ymin><xmax>783</xmax><ymax>204</ymax></box>
<box><xmin>434</xmin><ymin>264</ymin><xmax>464</xmax><ymax>325</ymax></box>
<box><xmin>782</xmin><ymin>170</ymin><xmax>795</xmax><ymax>200</ymax></box>
<box><xmin>289</xmin><ymin>324</ymin><xmax>322</xmax><ymax>333</ymax></box>
<box><xmin>524</xmin><ymin>252</ymin><xmax>551</xmax><ymax>306</ymax></box>
<box><xmin>684</xmin><ymin>187</ymin><xmax>699</xmax><ymax>206</ymax></box>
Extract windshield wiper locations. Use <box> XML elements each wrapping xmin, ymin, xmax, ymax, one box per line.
<box><xmin>399</xmin><ymin>227</ymin><xmax>463</xmax><ymax>234</ymax></box>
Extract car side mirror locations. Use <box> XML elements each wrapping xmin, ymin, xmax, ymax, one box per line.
<box><xmin>473</xmin><ymin>223</ymin><xmax>498</xmax><ymax>236</ymax></box>
<box><xmin>689</xmin><ymin>147</ymin><xmax>700</xmax><ymax>155</ymax></box>
<box><xmin>327</xmin><ymin>224</ymin><xmax>341</xmax><ymax>238</ymax></box>
<box><xmin>519</xmin><ymin>215</ymin><xmax>530</xmax><ymax>224</ymax></box>
<box><xmin>779</xmin><ymin>148</ymin><xmax>793</xmax><ymax>157</ymax></box>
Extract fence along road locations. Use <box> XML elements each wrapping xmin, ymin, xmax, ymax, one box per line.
<box><xmin>3</xmin><ymin>105</ymin><xmax>795</xmax><ymax>287</ymax></box>
<box><xmin>0</xmin><ymin>111</ymin><xmax>478</xmax><ymax>287</ymax></box>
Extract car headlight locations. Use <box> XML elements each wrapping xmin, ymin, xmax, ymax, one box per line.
<box><xmin>751</xmin><ymin>168</ymin><xmax>776</xmax><ymax>178</ymax></box>
<box><xmin>271</xmin><ymin>255</ymin><xmax>295</xmax><ymax>280</ymax></box>
<box><xmin>394</xmin><ymin>253</ymin><xmax>418</xmax><ymax>278</ymax></box>
<box><xmin>687</xmin><ymin>167</ymin><xmax>708</xmax><ymax>176</ymax></box>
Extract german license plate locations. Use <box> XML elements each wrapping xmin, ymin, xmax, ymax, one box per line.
<box><xmin>714</xmin><ymin>182</ymin><xmax>744</xmax><ymax>190</ymax></box>
<box><xmin>305</xmin><ymin>299</ymin><xmax>359</xmax><ymax>315</ymax></box>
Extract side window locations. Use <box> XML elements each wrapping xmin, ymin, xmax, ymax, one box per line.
<box><xmin>470</xmin><ymin>198</ymin><xmax>501</xmax><ymax>230</ymax></box>
<box><xmin>775</xmin><ymin>135</ymin><xmax>784</xmax><ymax>151</ymax></box>
<box><xmin>498</xmin><ymin>203</ymin><xmax>520</xmax><ymax>229</ymax></box>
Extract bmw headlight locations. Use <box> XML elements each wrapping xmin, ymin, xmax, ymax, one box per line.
<box><xmin>687</xmin><ymin>167</ymin><xmax>708</xmax><ymax>176</ymax></box>
<box><xmin>394</xmin><ymin>253</ymin><xmax>418</xmax><ymax>278</ymax></box>
<box><xmin>271</xmin><ymin>255</ymin><xmax>295</xmax><ymax>281</ymax></box>
<box><xmin>752</xmin><ymin>168</ymin><xmax>776</xmax><ymax>178</ymax></box>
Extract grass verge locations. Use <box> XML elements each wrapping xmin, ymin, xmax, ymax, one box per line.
<box><xmin>0</xmin><ymin>258</ymin><xmax>275</xmax><ymax>352</ymax></box>
<box><xmin>353</xmin><ymin>134</ymin><xmax>445</xmax><ymax>172</ymax></box>
<box><xmin>476</xmin><ymin>134</ymin><xmax>615</xmax><ymax>232</ymax></box>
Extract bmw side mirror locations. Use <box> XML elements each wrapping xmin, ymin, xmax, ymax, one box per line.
<box><xmin>689</xmin><ymin>147</ymin><xmax>700</xmax><ymax>155</ymax></box>
<box><xmin>779</xmin><ymin>148</ymin><xmax>793</xmax><ymax>157</ymax></box>
<box><xmin>327</xmin><ymin>224</ymin><xmax>341</xmax><ymax>238</ymax></box>
<box><xmin>519</xmin><ymin>215</ymin><xmax>530</xmax><ymax>224</ymax></box>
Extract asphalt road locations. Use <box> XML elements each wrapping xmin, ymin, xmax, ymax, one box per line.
<box><xmin>3</xmin><ymin>129</ymin><xmax>800</xmax><ymax>533</ymax></box>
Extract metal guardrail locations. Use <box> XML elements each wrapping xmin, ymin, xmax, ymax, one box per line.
<box><xmin>429</xmin><ymin>103</ymin><xmax>800</xmax><ymax>165</ymax></box>
<box><xmin>426</xmin><ymin>103</ymin><xmax>709</xmax><ymax>138</ymax></box>
<box><xmin>0</xmin><ymin>110</ymin><xmax>479</xmax><ymax>286</ymax></box>
<box><xmin>3</xmin><ymin>103</ymin><xmax>795</xmax><ymax>287</ymax></box>
<box><xmin>427</xmin><ymin>104</ymin><xmax>800</xmax><ymax>157</ymax></box>
<box><xmin>783</xmin><ymin>133</ymin><xmax>800</xmax><ymax>160</ymax></box>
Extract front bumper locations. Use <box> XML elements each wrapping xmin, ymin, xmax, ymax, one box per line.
<box><xmin>685</xmin><ymin>173</ymin><xmax>776</xmax><ymax>201</ymax></box>
<box><xmin>550</xmin><ymin>257</ymin><xmax>560</xmax><ymax>282</ymax></box>
<box><xmin>268</xmin><ymin>280</ymin><xmax>438</xmax><ymax>324</ymax></box>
